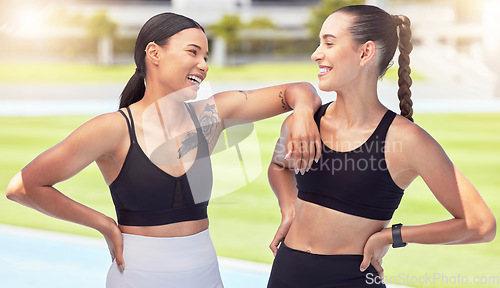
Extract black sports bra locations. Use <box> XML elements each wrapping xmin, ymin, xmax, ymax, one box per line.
<box><xmin>295</xmin><ymin>102</ymin><xmax>404</xmax><ymax>220</ymax></box>
<box><xmin>109</xmin><ymin>104</ymin><xmax>212</xmax><ymax>226</ymax></box>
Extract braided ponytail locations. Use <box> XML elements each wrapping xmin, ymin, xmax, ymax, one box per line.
<box><xmin>334</xmin><ymin>6</ymin><xmax>415</xmax><ymax>122</ymax></box>
<box><xmin>393</xmin><ymin>15</ymin><xmax>414</xmax><ymax>122</ymax></box>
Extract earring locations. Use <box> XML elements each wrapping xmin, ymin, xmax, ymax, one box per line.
<box><xmin>144</xmin><ymin>41</ymin><xmax>156</xmax><ymax>53</ymax></box>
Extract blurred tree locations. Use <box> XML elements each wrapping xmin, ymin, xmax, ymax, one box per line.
<box><xmin>208</xmin><ymin>14</ymin><xmax>243</xmax><ymax>66</ymax></box>
<box><xmin>86</xmin><ymin>10</ymin><xmax>117</xmax><ymax>41</ymax></box>
<box><xmin>307</xmin><ymin>0</ymin><xmax>365</xmax><ymax>38</ymax></box>
<box><xmin>246</xmin><ymin>17</ymin><xmax>276</xmax><ymax>29</ymax></box>
<box><xmin>86</xmin><ymin>10</ymin><xmax>118</xmax><ymax>66</ymax></box>
<box><xmin>243</xmin><ymin>17</ymin><xmax>276</xmax><ymax>58</ymax></box>
<box><xmin>209</xmin><ymin>14</ymin><xmax>243</xmax><ymax>46</ymax></box>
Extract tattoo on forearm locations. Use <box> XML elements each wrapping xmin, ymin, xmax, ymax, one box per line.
<box><xmin>238</xmin><ymin>90</ymin><xmax>253</xmax><ymax>100</ymax></box>
<box><xmin>278</xmin><ymin>91</ymin><xmax>287</xmax><ymax>111</ymax></box>
<box><xmin>199</xmin><ymin>103</ymin><xmax>220</xmax><ymax>146</ymax></box>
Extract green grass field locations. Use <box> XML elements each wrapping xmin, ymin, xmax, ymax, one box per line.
<box><xmin>0</xmin><ymin>62</ymin><xmax>318</xmax><ymax>84</ymax></box>
<box><xmin>0</xmin><ymin>112</ymin><xmax>499</xmax><ymax>287</ymax></box>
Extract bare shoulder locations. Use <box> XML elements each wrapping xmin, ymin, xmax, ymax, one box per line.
<box><xmin>82</xmin><ymin>111</ymin><xmax>128</xmax><ymax>138</ymax></box>
<box><xmin>66</xmin><ymin>111</ymin><xmax>130</xmax><ymax>154</ymax></box>
<box><xmin>388</xmin><ymin>114</ymin><xmax>437</xmax><ymax>146</ymax></box>
<box><xmin>384</xmin><ymin>114</ymin><xmax>450</xmax><ymax>187</ymax></box>
<box><xmin>93</xmin><ymin>110</ymin><xmax>126</xmax><ymax>125</ymax></box>
<box><xmin>387</xmin><ymin>114</ymin><xmax>446</xmax><ymax>167</ymax></box>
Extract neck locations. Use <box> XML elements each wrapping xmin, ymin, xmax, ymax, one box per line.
<box><xmin>328</xmin><ymin>77</ymin><xmax>386</xmax><ymax>127</ymax></box>
<box><xmin>135</xmin><ymin>84</ymin><xmax>191</xmax><ymax>138</ymax></box>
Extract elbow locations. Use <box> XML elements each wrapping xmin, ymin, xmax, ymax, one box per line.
<box><xmin>286</xmin><ymin>82</ymin><xmax>321</xmax><ymax>107</ymax></box>
<box><xmin>268</xmin><ymin>161</ymin><xmax>289</xmax><ymax>187</ymax></box>
<box><xmin>288</xmin><ymin>82</ymin><xmax>311</xmax><ymax>89</ymax></box>
<box><xmin>478</xmin><ymin>215</ymin><xmax>496</xmax><ymax>243</ymax></box>
<box><xmin>268</xmin><ymin>161</ymin><xmax>282</xmax><ymax>179</ymax></box>
<box><xmin>6</xmin><ymin>172</ymin><xmax>26</xmax><ymax>203</ymax></box>
<box><xmin>294</xmin><ymin>82</ymin><xmax>315</xmax><ymax>90</ymax></box>
<box><xmin>467</xmin><ymin>213</ymin><xmax>497</xmax><ymax>243</ymax></box>
<box><xmin>296</xmin><ymin>82</ymin><xmax>321</xmax><ymax>103</ymax></box>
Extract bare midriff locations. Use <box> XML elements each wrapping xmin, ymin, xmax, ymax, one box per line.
<box><xmin>284</xmin><ymin>199</ymin><xmax>389</xmax><ymax>255</ymax></box>
<box><xmin>119</xmin><ymin>218</ymin><xmax>209</xmax><ymax>237</ymax></box>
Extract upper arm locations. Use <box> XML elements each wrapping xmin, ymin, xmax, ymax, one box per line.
<box><xmin>21</xmin><ymin>113</ymin><xmax>124</xmax><ymax>188</ymax></box>
<box><xmin>188</xmin><ymin>99</ymin><xmax>225</xmax><ymax>153</ymax></box>
<box><xmin>404</xmin><ymin>124</ymin><xmax>489</xmax><ymax>220</ymax></box>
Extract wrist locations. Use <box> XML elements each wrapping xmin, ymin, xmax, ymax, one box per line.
<box><xmin>375</xmin><ymin>227</ymin><xmax>393</xmax><ymax>246</ymax></box>
<box><xmin>96</xmin><ymin>215</ymin><xmax>118</xmax><ymax>235</ymax></box>
<box><xmin>280</xmin><ymin>205</ymin><xmax>295</xmax><ymax>221</ymax></box>
<box><xmin>292</xmin><ymin>106</ymin><xmax>315</xmax><ymax>115</ymax></box>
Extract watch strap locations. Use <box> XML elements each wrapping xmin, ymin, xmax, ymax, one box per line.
<box><xmin>392</xmin><ymin>223</ymin><xmax>407</xmax><ymax>248</ymax></box>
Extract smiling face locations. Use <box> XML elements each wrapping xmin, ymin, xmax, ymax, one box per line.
<box><xmin>155</xmin><ymin>28</ymin><xmax>209</xmax><ymax>98</ymax></box>
<box><xmin>311</xmin><ymin>12</ymin><xmax>364</xmax><ymax>92</ymax></box>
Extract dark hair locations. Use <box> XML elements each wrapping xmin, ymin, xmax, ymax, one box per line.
<box><xmin>334</xmin><ymin>5</ymin><xmax>414</xmax><ymax>122</ymax></box>
<box><xmin>119</xmin><ymin>13</ymin><xmax>205</xmax><ymax>108</ymax></box>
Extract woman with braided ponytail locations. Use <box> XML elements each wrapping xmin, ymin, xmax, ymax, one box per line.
<box><xmin>267</xmin><ymin>5</ymin><xmax>495</xmax><ymax>287</ymax></box>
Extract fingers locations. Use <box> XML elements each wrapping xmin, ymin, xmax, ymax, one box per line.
<box><xmin>285</xmin><ymin>109</ymin><xmax>322</xmax><ymax>173</ymax></box>
<box><xmin>361</xmin><ymin>251</ymin><xmax>384</xmax><ymax>279</ymax></box>
<box><xmin>114</xmin><ymin>234</ymin><xmax>125</xmax><ymax>273</ymax></box>
<box><xmin>290</xmin><ymin>141</ymin><xmax>312</xmax><ymax>175</ymax></box>
<box><xmin>294</xmin><ymin>142</ymin><xmax>303</xmax><ymax>174</ymax></box>
<box><xmin>269</xmin><ymin>223</ymin><xmax>289</xmax><ymax>257</ymax></box>
<box><xmin>284</xmin><ymin>139</ymin><xmax>305</xmax><ymax>173</ymax></box>
<box><xmin>371</xmin><ymin>260</ymin><xmax>384</xmax><ymax>279</ymax></box>
<box><xmin>269</xmin><ymin>233</ymin><xmax>283</xmax><ymax>257</ymax></box>
<box><xmin>269</xmin><ymin>238</ymin><xmax>280</xmax><ymax>257</ymax></box>
<box><xmin>286</xmin><ymin>135</ymin><xmax>318</xmax><ymax>174</ymax></box>
<box><xmin>110</xmin><ymin>251</ymin><xmax>115</xmax><ymax>262</ymax></box>
<box><xmin>306</xmin><ymin>139</ymin><xmax>315</xmax><ymax>171</ymax></box>
<box><xmin>314</xmin><ymin>138</ymin><xmax>321</xmax><ymax>163</ymax></box>
<box><xmin>284</xmin><ymin>140</ymin><xmax>293</xmax><ymax>161</ymax></box>
<box><xmin>360</xmin><ymin>252</ymin><xmax>371</xmax><ymax>272</ymax></box>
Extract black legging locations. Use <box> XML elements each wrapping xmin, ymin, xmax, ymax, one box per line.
<box><xmin>267</xmin><ymin>242</ymin><xmax>386</xmax><ymax>288</ymax></box>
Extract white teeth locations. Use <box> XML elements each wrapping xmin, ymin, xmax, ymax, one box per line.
<box><xmin>319</xmin><ymin>68</ymin><xmax>331</xmax><ymax>73</ymax></box>
<box><xmin>187</xmin><ymin>75</ymin><xmax>202</xmax><ymax>85</ymax></box>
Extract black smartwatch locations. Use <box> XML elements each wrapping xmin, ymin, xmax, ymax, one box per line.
<box><xmin>391</xmin><ymin>223</ymin><xmax>407</xmax><ymax>248</ymax></box>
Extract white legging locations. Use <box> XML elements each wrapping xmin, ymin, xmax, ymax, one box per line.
<box><xmin>106</xmin><ymin>229</ymin><xmax>224</xmax><ymax>288</ymax></box>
